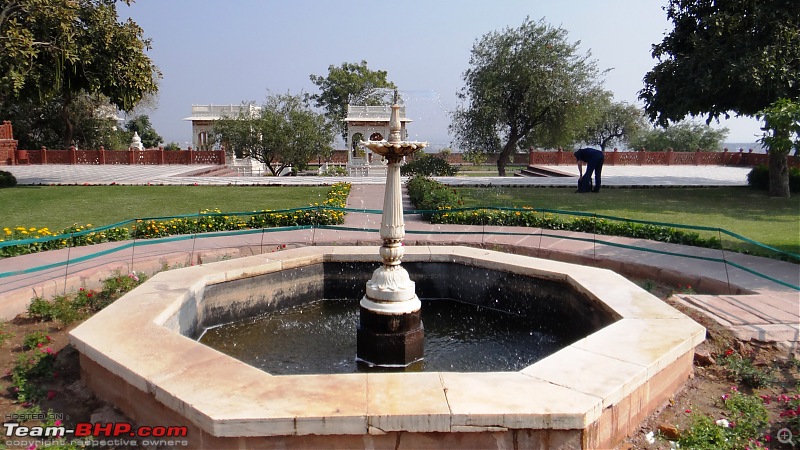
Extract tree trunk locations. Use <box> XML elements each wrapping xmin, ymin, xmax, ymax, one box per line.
<box><xmin>768</xmin><ymin>151</ymin><xmax>790</xmax><ymax>197</ymax></box>
<box><xmin>61</xmin><ymin>99</ymin><xmax>73</xmax><ymax>149</ymax></box>
<box><xmin>496</xmin><ymin>137</ymin><xmax>519</xmax><ymax>177</ymax></box>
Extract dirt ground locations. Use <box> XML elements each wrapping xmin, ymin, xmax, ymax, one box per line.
<box><xmin>0</xmin><ymin>283</ymin><xmax>798</xmax><ymax>450</ymax></box>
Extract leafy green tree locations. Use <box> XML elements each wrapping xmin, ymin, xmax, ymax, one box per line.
<box><xmin>123</xmin><ymin>115</ymin><xmax>162</xmax><ymax>148</ymax></box>
<box><xmin>308</xmin><ymin>60</ymin><xmax>396</xmax><ymax>140</ymax></box>
<box><xmin>757</xmin><ymin>99</ymin><xmax>800</xmax><ymax>196</ymax></box>
<box><xmin>462</xmin><ymin>148</ymin><xmax>487</xmax><ymax>165</ymax></box>
<box><xmin>213</xmin><ymin>93</ymin><xmax>334</xmax><ymax>176</ymax></box>
<box><xmin>0</xmin><ymin>0</ymin><xmax>160</xmax><ymax>147</ymax></box>
<box><xmin>580</xmin><ymin>98</ymin><xmax>648</xmax><ymax>151</ymax></box>
<box><xmin>628</xmin><ymin>121</ymin><xmax>728</xmax><ymax>152</ymax></box>
<box><xmin>450</xmin><ymin>17</ymin><xmax>606</xmax><ymax>176</ymax></box>
<box><xmin>0</xmin><ymin>92</ymin><xmax>123</xmax><ymax>149</ymax></box>
<box><xmin>640</xmin><ymin>0</ymin><xmax>800</xmax><ymax>196</ymax></box>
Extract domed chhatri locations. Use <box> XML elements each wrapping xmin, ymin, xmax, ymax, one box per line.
<box><xmin>360</xmin><ymin>92</ymin><xmax>428</xmax><ymax>161</ymax></box>
<box><xmin>356</xmin><ymin>93</ymin><xmax>428</xmax><ymax>367</ymax></box>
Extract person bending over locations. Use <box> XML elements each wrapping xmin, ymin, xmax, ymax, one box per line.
<box><xmin>574</xmin><ymin>147</ymin><xmax>604</xmax><ymax>193</ymax></box>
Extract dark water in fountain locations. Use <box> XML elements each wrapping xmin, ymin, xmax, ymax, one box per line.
<box><xmin>199</xmin><ymin>299</ymin><xmax>567</xmax><ymax>374</ymax></box>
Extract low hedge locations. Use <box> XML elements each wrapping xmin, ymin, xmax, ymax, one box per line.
<box><xmin>0</xmin><ymin>170</ymin><xmax>17</xmax><ymax>188</ymax></box>
<box><xmin>746</xmin><ymin>165</ymin><xmax>800</xmax><ymax>192</ymax></box>
<box><xmin>406</xmin><ymin>176</ymin><xmax>720</xmax><ymax>249</ymax></box>
<box><xmin>0</xmin><ymin>183</ymin><xmax>352</xmax><ymax>257</ymax></box>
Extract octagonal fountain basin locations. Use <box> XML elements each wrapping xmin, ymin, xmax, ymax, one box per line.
<box><xmin>69</xmin><ymin>246</ymin><xmax>705</xmax><ymax>449</ymax></box>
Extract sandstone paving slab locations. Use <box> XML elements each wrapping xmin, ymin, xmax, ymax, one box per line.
<box><xmin>731</xmin><ymin>324</ymin><xmax>800</xmax><ymax>344</ymax></box>
<box><xmin>680</xmin><ymin>295</ymin><xmax>780</xmax><ymax>325</ymax></box>
<box><xmin>571</xmin><ymin>318</ymin><xmax>706</xmax><ymax>378</ymax></box>
<box><xmin>521</xmin><ymin>346</ymin><xmax>647</xmax><ymax>409</ymax></box>
<box><xmin>366</xmin><ymin>372</ymin><xmax>451</xmax><ymax>433</ymax></box>
<box><xmin>440</xmin><ymin>372</ymin><xmax>603</xmax><ymax>430</ymax></box>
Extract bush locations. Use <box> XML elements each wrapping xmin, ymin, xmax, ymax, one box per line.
<box><xmin>401</xmin><ymin>154</ymin><xmax>459</xmax><ymax>176</ymax></box>
<box><xmin>406</xmin><ymin>175</ymin><xmax>463</xmax><ymax>217</ymax></box>
<box><xmin>0</xmin><ymin>170</ymin><xmax>17</xmax><ymax>188</ymax></box>
<box><xmin>747</xmin><ymin>164</ymin><xmax>800</xmax><ymax>192</ymax></box>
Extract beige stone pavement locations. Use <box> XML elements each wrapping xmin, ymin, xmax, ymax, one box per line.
<box><xmin>1</xmin><ymin>176</ymin><xmax>798</xmax><ymax>353</ymax></box>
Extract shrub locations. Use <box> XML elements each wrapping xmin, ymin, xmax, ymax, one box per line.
<box><xmin>678</xmin><ymin>390</ymin><xmax>770</xmax><ymax>449</ymax></box>
<box><xmin>22</xmin><ymin>331</ymin><xmax>51</xmax><ymax>350</ymax></box>
<box><xmin>747</xmin><ymin>164</ymin><xmax>800</xmax><ymax>192</ymax></box>
<box><xmin>401</xmin><ymin>154</ymin><xmax>459</xmax><ymax>176</ymax></box>
<box><xmin>0</xmin><ymin>322</ymin><xmax>13</xmax><ymax>346</ymax></box>
<box><xmin>26</xmin><ymin>271</ymin><xmax>148</xmax><ymax>324</ymax></box>
<box><xmin>0</xmin><ymin>170</ymin><xmax>17</xmax><ymax>188</ymax></box>
<box><xmin>720</xmin><ymin>353</ymin><xmax>775</xmax><ymax>388</ymax></box>
<box><xmin>406</xmin><ymin>175</ymin><xmax>464</xmax><ymax>217</ymax></box>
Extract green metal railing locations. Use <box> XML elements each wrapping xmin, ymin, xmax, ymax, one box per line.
<box><xmin>1</xmin><ymin>206</ymin><xmax>797</xmax><ymax>291</ymax></box>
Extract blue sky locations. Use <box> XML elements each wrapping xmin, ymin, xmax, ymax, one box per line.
<box><xmin>120</xmin><ymin>0</ymin><xmax>764</xmax><ymax>149</ymax></box>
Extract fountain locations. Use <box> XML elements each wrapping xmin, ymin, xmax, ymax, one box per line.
<box><xmin>357</xmin><ymin>91</ymin><xmax>427</xmax><ymax>367</ymax></box>
<box><xmin>68</xmin><ymin>97</ymin><xmax>705</xmax><ymax>448</ymax></box>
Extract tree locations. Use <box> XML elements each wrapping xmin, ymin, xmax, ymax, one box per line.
<box><xmin>640</xmin><ymin>0</ymin><xmax>800</xmax><ymax>196</ymax></box>
<box><xmin>0</xmin><ymin>0</ymin><xmax>160</xmax><ymax>147</ymax></box>
<box><xmin>308</xmin><ymin>60</ymin><xmax>396</xmax><ymax>140</ymax></box>
<box><xmin>123</xmin><ymin>114</ymin><xmax>162</xmax><ymax>148</ymax></box>
<box><xmin>758</xmin><ymin>99</ymin><xmax>800</xmax><ymax>196</ymax></box>
<box><xmin>0</xmin><ymin>92</ymin><xmax>124</xmax><ymax>149</ymax></box>
<box><xmin>213</xmin><ymin>93</ymin><xmax>334</xmax><ymax>176</ymax></box>
<box><xmin>450</xmin><ymin>17</ymin><xmax>606</xmax><ymax>176</ymax></box>
<box><xmin>580</xmin><ymin>98</ymin><xmax>648</xmax><ymax>151</ymax></box>
<box><xmin>628</xmin><ymin>120</ymin><xmax>728</xmax><ymax>152</ymax></box>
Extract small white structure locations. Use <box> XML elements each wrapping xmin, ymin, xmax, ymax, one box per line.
<box><xmin>130</xmin><ymin>132</ymin><xmax>143</xmax><ymax>150</ymax></box>
<box><xmin>344</xmin><ymin>105</ymin><xmax>412</xmax><ymax>176</ymax></box>
<box><xmin>184</xmin><ymin>103</ymin><xmax>261</xmax><ymax>150</ymax></box>
<box><xmin>229</xmin><ymin>155</ymin><xmax>267</xmax><ymax>176</ymax></box>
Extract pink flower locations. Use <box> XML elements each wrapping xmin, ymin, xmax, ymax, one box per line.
<box><xmin>46</xmin><ymin>390</ymin><xmax>56</xmax><ymax>400</ymax></box>
<box><xmin>54</xmin><ymin>419</ymin><xmax>62</xmax><ymax>426</ymax></box>
<box><xmin>36</xmin><ymin>343</ymin><xmax>43</xmax><ymax>348</ymax></box>
<box><xmin>685</xmin><ymin>408</ymin><xmax>692</xmax><ymax>413</ymax></box>
<box><xmin>721</xmin><ymin>394</ymin><xmax>729</xmax><ymax>401</ymax></box>
<box><xmin>760</xmin><ymin>395</ymin><xmax>771</xmax><ymax>404</ymax></box>
<box><xmin>27</xmin><ymin>443</ymin><xmax>37</xmax><ymax>450</ymax></box>
<box><xmin>765</xmin><ymin>434</ymin><xmax>771</xmax><ymax>442</ymax></box>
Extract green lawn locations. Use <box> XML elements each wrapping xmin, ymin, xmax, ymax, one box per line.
<box><xmin>456</xmin><ymin>186</ymin><xmax>800</xmax><ymax>254</ymax></box>
<box><xmin>0</xmin><ymin>185</ymin><xmax>332</xmax><ymax>231</ymax></box>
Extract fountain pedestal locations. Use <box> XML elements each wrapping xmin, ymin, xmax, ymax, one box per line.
<box><xmin>357</xmin><ymin>96</ymin><xmax>427</xmax><ymax>367</ymax></box>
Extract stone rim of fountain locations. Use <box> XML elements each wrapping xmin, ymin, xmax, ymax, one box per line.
<box><xmin>69</xmin><ymin>245</ymin><xmax>705</xmax><ymax>448</ymax></box>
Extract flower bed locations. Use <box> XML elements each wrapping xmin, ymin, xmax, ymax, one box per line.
<box><xmin>406</xmin><ymin>175</ymin><xmax>721</xmax><ymax>249</ymax></box>
<box><xmin>0</xmin><ymin>183</ymin><xmax>351</xmax><ymax>257</ymax></box>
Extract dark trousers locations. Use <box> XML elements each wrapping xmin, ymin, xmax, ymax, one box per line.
<box><xmin>581</xmin><ymin>156</ymin><xmax>604</xmax><ymax>191</ymax></box>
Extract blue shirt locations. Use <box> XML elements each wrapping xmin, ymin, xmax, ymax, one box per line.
<box><xmin>574</xmin><ymin>148</ymin><xmax>604</xmax><ymax>163</ymax></box>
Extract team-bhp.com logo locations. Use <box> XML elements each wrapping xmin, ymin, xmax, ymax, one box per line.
<box><xmin>4</xmin><ymin>421</ymin><xmax>189</xmax><ymax>448</ymax></box>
